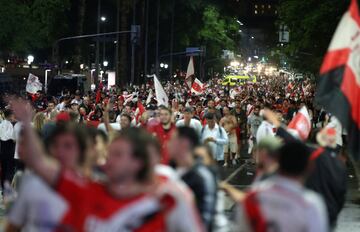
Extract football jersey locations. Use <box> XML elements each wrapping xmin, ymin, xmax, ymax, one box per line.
<box><xmin>56</xmin><ymin>170</ymin><xmax>204</xmax><ymax>232</ymax></box>
<box><xmin>237</xmin><ymin>175</ymin><xmax>328</xmax><ymax>232</ymax></box>
<box><xmin>7</xmin><ymin>172</ymin><xmax>68</xmax><ymax>232</ymax></box>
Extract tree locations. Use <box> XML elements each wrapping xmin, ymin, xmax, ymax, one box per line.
<box><xmin>277</xmin><ymin>0</ymin><xmax>349</xmax><ymax>73</ymax></box>
<box><xmin>198</xmin><ymin>6</ymin><xmax>238</xmax><ymax>57</ymax></box>
<box><xmin>0</xmin><ymin>0</ymin><xmax>70</xmax><ymax>58</ymax></box>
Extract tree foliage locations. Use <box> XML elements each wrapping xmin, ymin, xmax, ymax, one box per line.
<box><xmin>277</xmin><ymin>0</ymin><xmax>349</xmax><ymax>73</ymax></box>
<box><xmin>0</xmin><ymin>0</ymin><xmax>70</xmax><ymax>54</ymax></box>
<box><xmin>198</xmin><ymin>6</ymin><xmax>238</xmax><ymax>57</ymax></box>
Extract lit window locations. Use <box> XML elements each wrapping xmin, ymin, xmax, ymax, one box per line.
<box><xmin>275</xmin><ymin>10</ymin><xmax>278</xmax><ymax>14</ymax></box>
<box><xmin>268</xmin><ymin>5</ymin><xmax>271</xmax><ymax>9</ymax></box>
<box><xmin>262</xmin><ymin>5</ymin><xmax>265</xmax><ymax>9</ymax></box>
<box><xmin>255</xmin><ymin>10</ymin><xmax>258</xmax><ymax>14</ymax></box>
<box><xmin>255</xmin><ymin>4</ymin><xmax>258</xmax><ymax>9</ymax></box>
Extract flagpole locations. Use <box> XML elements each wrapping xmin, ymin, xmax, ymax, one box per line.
<box><xmin>155</xmin><ymin>0</ymin><xmax>160</xmax><ymax>78</ymax></box>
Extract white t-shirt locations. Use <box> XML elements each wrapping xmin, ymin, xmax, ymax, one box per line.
<box><xmin>97</xmin><ymin>122</ymin><xmax>121</xmax><ymax>134</ymax></box>
<box><xmin>237</xmin><ymin>175</ymin><xmax>328</xmax><ymax>232</ymax></box>
<box><xmin>0</xmin><ymin>119</ymin><xmax>14</xmax><ymax>141</ymax></box>
<box><xmin>176</xmin><ymin>119</ymin><xmax>203</xmax><ymax>136</ymax></box>
<box><xmin>13</xmin><ymin>122</ymin><xmax>22</xmax><ymax>159</ymax></box>
<box><xmin>7</xmin><ymin>172</ymin><xmax>68</xmax><ymax>232</ymax></box>
<box><xmin>256</xmin><ymin>120</ymin><xmax>275</xmax><ymax>143</ymax></box>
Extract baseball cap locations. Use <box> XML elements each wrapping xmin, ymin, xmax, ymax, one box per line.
<box><xmin>256</xmin><ymin>136</ymin><xmax>283</xmax><ymax>155</ymax></box>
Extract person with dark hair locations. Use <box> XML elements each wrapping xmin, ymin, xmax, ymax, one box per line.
<box><xmin>236</xmin><ymin>141</ymin><xmax>328</xmax><ymax>232</ymax></box>
<box><xmin>252</xmin><ymin>136</ymin><xmax>282</xmax><ymax>183</ymax></box>
<box><xmin>12</xmin><ymin>100</ymin><xmax>204</xmax><ymax>232</ymax></box>
<box><xmin>176</xmin><ymin>107</ymin><xmax>202</xmax><ymax>136</ymax></box>
<box><xmin>6</xmin><ymin>123</ymin><xmax>90</xmax><ymax>232</ymax></box>
<box><xmin>201</xmin><ymin>112</ymin><xmax>228</xmax><ymax>165</ymax></box>
<box><xmin>119</xmin><ymin>113</ymin><xmax>132</xmax><ymax>130</ymax></box>
<box><xmin>264</xmin><ymin>109</ymin><xmax>347</xmax><ymax>228</ymax></box>
<box><xmin>169</xmin><ymin>126</ymin><xmax>217</xmax><ymax>231</ymax></box>
<box><xmin>0</xmin><ymin>109</ymin><xmax>16</xmax><ymax>190</ymax></box>
<box><xmin>148</xmin><ymin>105</ymin><xmax>176</xmax><ymax>164</ymax></box>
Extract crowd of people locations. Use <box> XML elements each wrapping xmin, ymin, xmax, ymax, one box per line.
<box><xmin>0</xmin><ymin>74</ymin><xmax>349</xmax><ymax>231</ymax></box>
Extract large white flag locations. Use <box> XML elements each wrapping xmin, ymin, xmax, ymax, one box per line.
<box><xmin>185</xmin><ymin>56</ymin><xmax>195</xmax><ymax>88</ymax></box>
<box><xmin>26</xmin><ymin>73</ymin><xmax>43</xmax><ymax>94</ymax></box>
<box><xmin>154</xmin><ymin>75</ymin><xmax>169</xmax><ymax>107</ymax></box>
<box><xmin>191</xmin><ymin>78</ymin><xmax>204</xmax><ymax>95</ymax></box>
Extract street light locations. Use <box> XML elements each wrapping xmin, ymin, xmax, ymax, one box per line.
<box><xmin>160</xmin><ymin>63</ymin><xmax>164</xmax><ymax>68</ymax></box>
<box><xmin>27</xmin><ymin>55</ymin><xmax>34</xmax><ymax>65</ymax></box>
<box><xmin>164</xmin><ymin>64</ymin><xmax>169</xmax><ymax>69</ymax></box>
<box><xmin>101</xmin><ymin>16</ymin><xmax>106</xmax><ymax>22</ymax></box>
<box><xmin>103</xmin><ymin>61</ymin><xmax>109</xmax><ymax>67</ymax></box>
<box><xmin>236</xmin><ymin>20</ymin><xmax>244</xmax><ymax>26</ymax></box>
<box><xmin>251</xmin><ymin>36</ymin><xmax>255</xmax><ymax>39</ymax></box>
<box><xmin>45</xmin><ymin>69</ymin><xmax>51</xmax><ymax>94</ymax></box>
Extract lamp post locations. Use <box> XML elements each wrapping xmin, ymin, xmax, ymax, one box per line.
<box><xmin>45</xmin><ymin>69</ymin><xmax>51</xmax><ymax>94</ymax></box>
<box><xmin>90</xmin><ymin>69</ymin><xmax>96</xmax><ymax>85</ymax></box>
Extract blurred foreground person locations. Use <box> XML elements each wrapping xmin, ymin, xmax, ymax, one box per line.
<box><xmin>252</xmin><ymin>136</ymin><xmax>282</xmax><ymax>183</ymax></box>
<box><xmin>6</xmin><ymin>123</ymin><xmax>89</xmax><ymax>232</ymax></box>
<box><xmin>264</xmin><ymin>109</ymin><xmax>347</xmax><ymax>228</ymax></box>
<box><xmin>169</xmin><ymin>127</ymin><xmax>217</xmax><ymax>231</ymax></box>
<box><xmin>12</xmin><ymin>100</ymin><xmax>203</xmax><ymax>232</ymax></box>
<box><xmin>194</xmin><ymin>145</ymin><xmax>230</xmax><ymax>232</ymax></box>
<box><xmin>236</xmin><ymin>142</ymin><xmax>328</xmax><ymax>232</ymax></box>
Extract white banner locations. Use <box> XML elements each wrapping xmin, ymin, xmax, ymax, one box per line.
<box><xmin>26</xmin><ymin>73</ymin><xmax>42</xmax><ymax>94</ymax></box>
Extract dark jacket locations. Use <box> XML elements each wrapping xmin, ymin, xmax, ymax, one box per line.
<box><xmin>181</xmin><ymin>163</ymin><xmax>217</xmax><ymax>231</ymax></box>
<box><xmin>277</xmin><ymin>127</ymin><xmax>347</xmax><ymax>227</ymax></box>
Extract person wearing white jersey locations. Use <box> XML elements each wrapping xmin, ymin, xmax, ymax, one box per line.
<box><xmin>236</xmin><ymin>142</ymin><xmax>328</xmax><ymax>232</ymax></box>
<box><xmin>176</xmin><ymin>107</ymin><xmax>202</xmax><ymax>136</ymax></box>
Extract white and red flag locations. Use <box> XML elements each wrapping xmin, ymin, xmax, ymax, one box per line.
<box><xmin>185</xmin><ymin>56</ymin><xmax>195</xmax><ymax>88</ymax></box>
<box><xmin>26</xmin><ymin>73</ymin><xmax>42</xmax><ymax>94</ymax></box>
<box><xmin>191</xmin><ymin>78</ymin><xmax>205</xmax><ymax>95</ymax></box>
<box><xmin>315</xmin><ymin>0</ymin><xmax>360</xmax><ymax>159</ymax></box>
<box><xmin>287</xmin><ymin>106</ymin><xmax>312</xmax><ymax>141</ymax></box>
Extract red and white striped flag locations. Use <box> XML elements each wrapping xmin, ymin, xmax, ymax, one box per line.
<box><xmin>191</xmin><ymin>78</ymin><xmax>205</xmax><ymax>95</ymax></box>
<box><xmin>315</xmin><ymin>0</ymin><xmax>360</xmax><ymax>159</ymax></box>
<box><xmin>287</xmin><ymin>106</ymin><xmax>311</xmax><ymax>141</ymax></box>
<box><xmin>185</xmin><ymin>56</ymin><xmax>195</xmax><ymax>88</ymax></box>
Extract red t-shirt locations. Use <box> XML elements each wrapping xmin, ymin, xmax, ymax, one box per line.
<box><xmin>147</xmin><ymin>123</ymin><xmax>176</xmax><ymax>164</ymax></box>
<box><xmin>55</xmin><ymin>170</ymin><xmax>204</xmax><ymax>232</ymax></box>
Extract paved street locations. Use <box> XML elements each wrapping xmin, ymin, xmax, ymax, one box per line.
<box><xmin>219</xmin><ymin>157</ymin><xmax>360</xmax><ymax>232</ymax></box>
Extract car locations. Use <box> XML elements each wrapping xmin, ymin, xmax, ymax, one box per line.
<box><xmin>221</xmin><ymin>74</ymin><xmax>257</xmax><ymax>86</ymax></box>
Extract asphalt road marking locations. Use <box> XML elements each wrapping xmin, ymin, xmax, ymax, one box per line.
<box><xmin>224</xmin><ymin>163</ymin><xmax>247</xmax><ymax>183</ymax></box>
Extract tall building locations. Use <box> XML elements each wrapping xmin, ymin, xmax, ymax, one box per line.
<box><xmin>231</xmin><ymin>0</ymin><xmax>279</xmax><ymax>61</ymax></box>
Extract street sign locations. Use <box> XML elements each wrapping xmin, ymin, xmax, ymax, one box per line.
<box><xmin>279</xmin><ymin>25</ymin><xmax>290</xmax><ymax>43</ymax></box>
<box><xmin>186</xmin><ymin>47</ymin><xmax>202</xmax><ymax>56</ymax></box>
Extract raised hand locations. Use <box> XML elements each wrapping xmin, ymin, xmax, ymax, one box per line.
<box><xmin>11</xmin><ymin>99</ymin><xmax>33</xmax><ymax>124</ymax></box>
